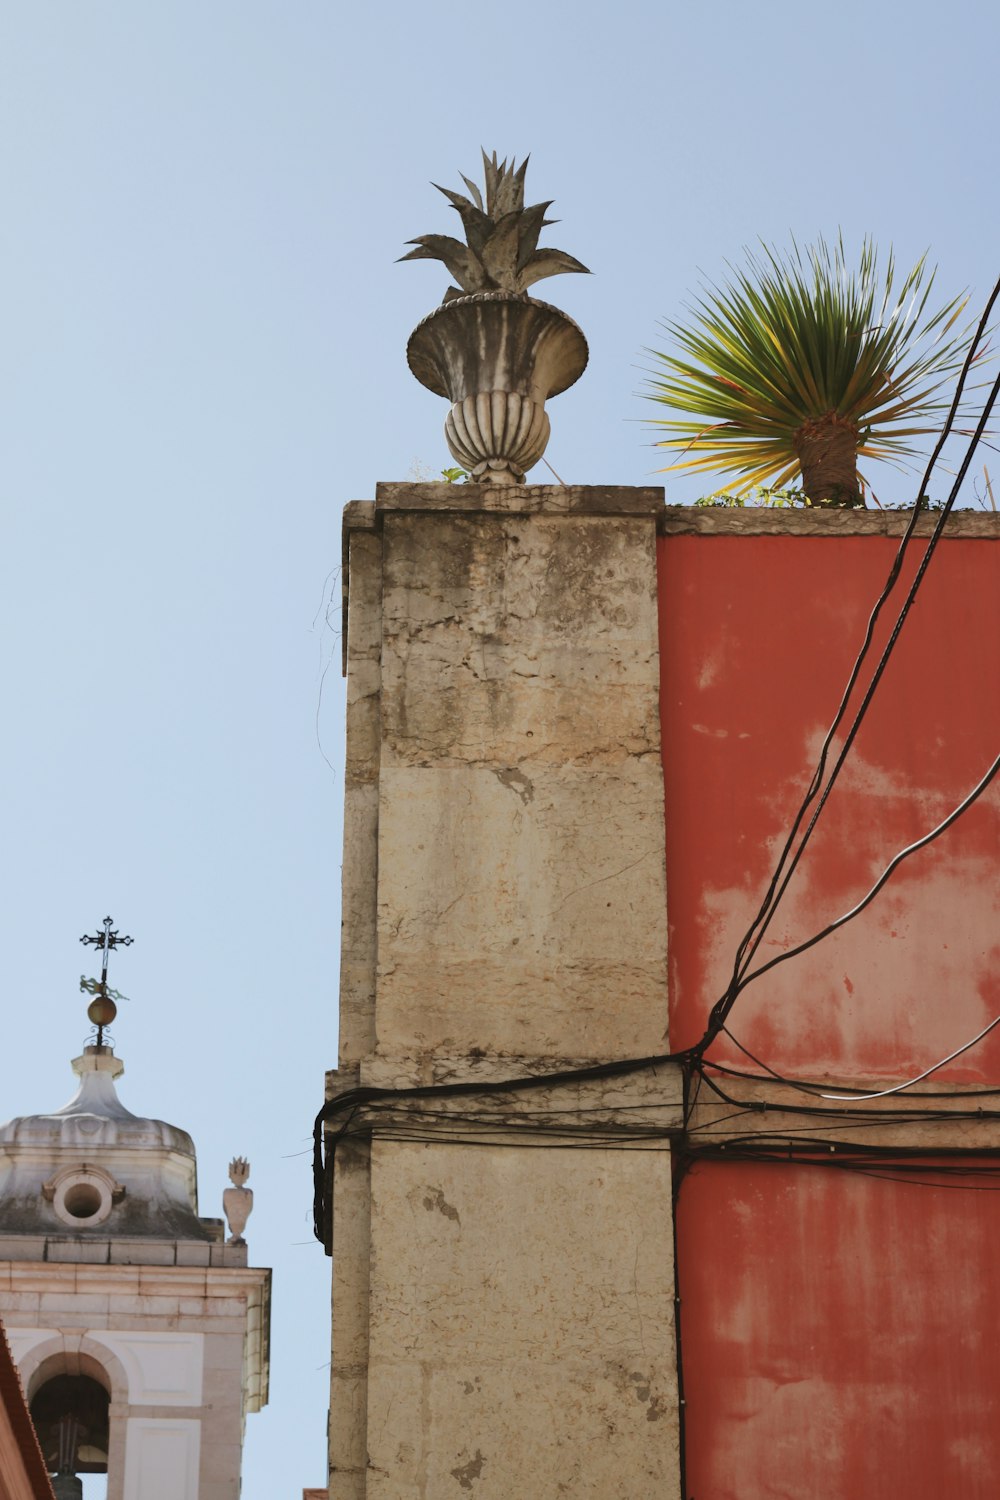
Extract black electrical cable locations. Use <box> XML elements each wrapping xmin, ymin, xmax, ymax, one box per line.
<box><xmin>629</xmin><ymin>746</ymin><xmax>1000</xmax><ymax>1106</ymax></box>
<box><xmin>689</xmin><ymin>1099</ymin><xmax>995</xmax><ymax>1136</ymax></box>
<box><xmin>733</xmin><ymin>359</ymin><xmax>1000</xmax><ymax>978</ymax></box>
<box><xmin>307</xmin><ymin>1020</ymin><xmax>999</xmax><ymax>1227</ymax></box>
<box><xmin>728</xmin><ymin>750</ymin><xmax>1000</xmax><ymax>1006</ymax></box>
<box><xmin>732</xmin><ymin>295</ymin><xmax>998</xmax><ymax>969</ymax></box>
<box><xmin>351</xmin><ymin>1127</ymin><xmax>669</xmax><ymax>1144</ymax></box>
<box><xmin>705</xmin><ymin>1045</ymin><xmax>1000</xmax><ymax>1104</ymax></box>
<box><xmin>680</xmin><ymin>1137</ymin><xmax>1000</xmax><ymax>1178</ymax></box>
<box><xmin>692</xmin><ymin>1057</ymin><xmax>1000</xmax><ymax>1129</ymax></box>
<box><xmin>695</xmin><ymin>277</ymin><xmax>1000</xmax><ymax>1053</ymax></box>
<box><xmin>673</xmin><ymin>1140</ymin><xmax>1000</xmax><ymax>1202</ymax></box>
<box><xmin>314</xmin><ymin>1048</ymin><xmax>1000</xmax><ymax>1243</ymax></box>
<box><xmin>670</xmin><ymin>1152</ymin><xmax>692</xmax><ymax>1499</ymax></box>
<box><xmin>711</xmin><ymin>1056</ymin><xmax>1000</xmax><ymax>1102</ymax></box>
<box><xmin>312</xmin><ymin>1053</ymin><xmax>697</xmax><ymax>1242</ymax></box>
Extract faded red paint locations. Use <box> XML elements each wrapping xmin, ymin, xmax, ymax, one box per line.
<box><xmin>658</xmin><ymin>531</ymin><xmax>1000</xmax><ymax>1080</ymax></box>
<box><xmin>660</xmin><ymin>526</ymin><xmax>1000</xmax><ymax>1498</ymax></box>
<box><xmin>677</xmin><ymin>1161</ymin><xmax>1000</xmax><ymax>1497</ymax></box>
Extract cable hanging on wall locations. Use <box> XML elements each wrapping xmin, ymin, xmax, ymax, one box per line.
<box><xmin>695</xmin><ymin>273</ymin><xmax>1000</xmax><ymax>1054</ymax></box>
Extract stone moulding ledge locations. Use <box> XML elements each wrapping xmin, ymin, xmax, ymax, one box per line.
<box><xmin>658</xmin><ymin>506</ymin><xmax>1000</xmax><ymax>538</ymax></box>
<box><xmin>343</xmin><ymin>491</ymin><xmax>1000</xmax><ymax>548</ymax></box>
<box><xmin>373</xmin><ymin>481</ymin><xmax>667</xmax><ymax>515</ymax></box>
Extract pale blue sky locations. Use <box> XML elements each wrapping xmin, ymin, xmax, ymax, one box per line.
<box><xmin>2</xmin><ymin>3</ymin><xmax>998</xmax><ymax>1494</ymax></box>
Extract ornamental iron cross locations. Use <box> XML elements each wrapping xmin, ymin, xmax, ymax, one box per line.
<box><xmin>80</xmin><ymin>915</ymin><xmax>133</xmax><ymax>987</ymax></box>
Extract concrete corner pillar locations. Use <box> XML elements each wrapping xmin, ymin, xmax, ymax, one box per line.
<box><xmin>340</xmin><ymin>482</ymin><xmax>669</xmax><ymax>1087</ymax></box>
<box><xmin>328</xmin><ymin>483</ymin><xmax>680</xmax><ymax>1500</ymax></box>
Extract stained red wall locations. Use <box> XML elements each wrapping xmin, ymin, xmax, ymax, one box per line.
<box><xmin>677</xmin><ymin>1160</ymin><xmax>1000</xmax><ymax>1498</ymax></box>
<box><xmin>659</xmin><ymin>523</ymin><xmax>1000</xmax><ymax>1498</ymax></box>
<box><xmin>658</xmin><ymin>529</ymin><xmax>1000</xmax><ymax>1080</ymax></box>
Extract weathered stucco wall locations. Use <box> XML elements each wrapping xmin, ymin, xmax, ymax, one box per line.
<box><xmin>372</xmin><ymin>487</ymin><xmax>669</xmax><ymax>1086</ymax></box>
<box><xmin>658</xmin><ymin>511</ymin><xmax>1000</xmax><ymax>1082</ymax></box>
<box><xmin>365</xmin><ymin>1142</ymin><xmax>677</xmax><ymax>1500</ymax></box>
<box><xmin>677</xmin><ymin>1159</ymin><xmax>1000</xmax><ymax>1498</ymax></box>
<box><xmin>659</xmin><ymin>509</ymin><xmax>1000</xmax><ymax>1498</ymax></box>
<box><xmin>329</xmin><ymin>483</ymin><xmax>681</xmax><ymax>1500</ymax></box>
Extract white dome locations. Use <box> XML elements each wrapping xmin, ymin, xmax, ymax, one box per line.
<box><xmin>0</xmin><ymin>1046</ymin><xmax>213</xmax><ymax>1242</ymax></box>
<box><xmin>0</xmin><ymin>1048</ymin><xmax>195</xmax><ymax>1154</ymax></box>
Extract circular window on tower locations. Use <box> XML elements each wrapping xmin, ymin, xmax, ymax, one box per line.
<box><xmin>43</xmin><ymin>1166</ymin><xmax>123</xmax><ymax>1229</ymax></box>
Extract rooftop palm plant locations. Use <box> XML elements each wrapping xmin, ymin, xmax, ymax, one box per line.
<box><xmin>645</xmin><ymin>237</ymin><xmax>976</xmax><ymax>506</ymax></box>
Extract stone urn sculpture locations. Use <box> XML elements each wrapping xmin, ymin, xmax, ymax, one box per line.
<box><xmin>223</xmin><ymin>1156</ymin><xmax>253</xmax><ymax>1245</ymax></box>
<box><xmin>402</xmin><ymin>152</ymin><xmax>589</xmax><ymax>485</ymax></box>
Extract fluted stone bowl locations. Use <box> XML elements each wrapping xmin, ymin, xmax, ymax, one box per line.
<box><xmin>407</xmin><ymin>292</ymin><xmax>589</xmax><ymax>484</ymax></box>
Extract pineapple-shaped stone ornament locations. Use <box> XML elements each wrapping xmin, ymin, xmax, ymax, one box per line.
<box><xmin>403</xmin><ymin>152</ymin><xmax>589</xmax><ymax>485</ymax></box>
<box><xmin>223</xmin><ymin>1156</ymin><xmax>253</xmax><ymax>1245</ymax></box>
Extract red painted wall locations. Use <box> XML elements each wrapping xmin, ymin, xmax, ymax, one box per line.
<box><xmin>677</xmin><ymin>1160</ymin><xmax>1000</xmax><ymax>1498</ymax></box>
<box><xmin>659</xmin><ymin>524</ymin><xmax>1000</xmax><ymax>1498</ymax></box>
<box><xmin>658</xmin><ymin>530</ymin><xmax>1000</xmax><ymax>1080</ymax></box>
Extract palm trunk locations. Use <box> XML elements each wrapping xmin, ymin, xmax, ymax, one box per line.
<box><xmin>793</xmin><ymin>411</ymin><xmax>864</xmax><ymax>507</ymax></box>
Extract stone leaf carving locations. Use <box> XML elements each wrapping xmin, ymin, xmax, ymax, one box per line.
<box><xmin>399</xmin><ymin>149</ymin><xmax>589</xmax><ymax>301</ymax></box>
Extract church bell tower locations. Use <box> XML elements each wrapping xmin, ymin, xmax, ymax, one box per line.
<box><xmin>0</xmin><ymin>919</ymin><xmax>270</xmax><ymax>1499</ymax></box>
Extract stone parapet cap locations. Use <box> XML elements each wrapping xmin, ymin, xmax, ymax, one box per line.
<box><xmin>346</xmin><ymin>493</ymin><xmax>1000</xmax><ymax>540</ymax></box>
<box><xmin>658</xmin><ymin>505</ymin><xmax>1000</xmax><ymax>538</ymax></box>
<box><xmin>343</xmin><ymin>483</ymin><xmax>665</xmax><ymax>553</ymax></box>
<box><xmin>373</xmin><ymin>481</ymin><xmax>666</xmax><ymax>517</ymax></box>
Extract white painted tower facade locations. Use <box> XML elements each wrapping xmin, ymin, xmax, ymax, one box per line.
<box><xmin>0</xmin><ymin>1039</ymin><xmax>269</xmax><ymax>1499</ymax></box>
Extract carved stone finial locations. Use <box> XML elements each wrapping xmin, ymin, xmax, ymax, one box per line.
<box><xmin>223</xmin><ymin>1157</ymin><xmax>253</xmax><ymax>1245</ymax></box>
<box><xmin>402</xmin><ymin>152</ymin><xmax>589</xmax><ymax>485</ymax></box>
<box><xmin>228</xmin><ymin>1156</ymin><xmax>250</xmax><ymax>1187</ymax></box>
<box><xmin>399</xmin><ymin>149</ymin><xmax>589</xmax><ymax>302</ymax></box>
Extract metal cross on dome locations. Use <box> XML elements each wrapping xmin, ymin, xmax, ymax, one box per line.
<box><xmin>80</xmin><ymin>915</ymin><xmax>132</xmax><ymax>988</ymax></box>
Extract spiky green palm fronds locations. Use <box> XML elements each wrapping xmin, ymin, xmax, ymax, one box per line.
<box><xmin>400</xmin><ymin>150</ymin><xmax>589</xmax><ymax>300</ymax></box>
<box><xmin>645</xmin><ymin>237</ymin><xmax>976</xmax><ymax>495</ymax></box>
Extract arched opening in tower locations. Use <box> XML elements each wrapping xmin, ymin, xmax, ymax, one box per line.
<box><xmin>30</xmin><ymin>1372</ymin><xmax>110</xmax><ymax>1493</ymax></box>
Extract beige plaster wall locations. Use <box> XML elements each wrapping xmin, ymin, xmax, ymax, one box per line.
<box><xmin>328</xmin><ymin>485</ymin><xmax>680</xmax><ymax>1500</ymax></box>
<box><xmin>371</xmin><ymin>494</ymin><xmax>669</xmax><ymax>1086</ymax></box>
<box><xmin>365</xmin><ymin>1141</ymin><xmax>678</xmax><ymax>1500</ymax></box>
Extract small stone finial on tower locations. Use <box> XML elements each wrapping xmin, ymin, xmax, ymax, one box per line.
<box><xmin>402</xmin><ymin>151</ymin><xmax>589</xmax><ymax>486</ymax></box>
<box><xmin>79</xmin><ymin>915</ymin><xmax>132</xmax><ymax>1046</ymax></box>
<box><xmin>223</xmin><ymin>1157</ymin><xmax>254</xmax><ymax>1245</ymax></box>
